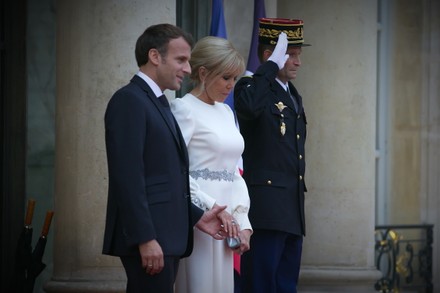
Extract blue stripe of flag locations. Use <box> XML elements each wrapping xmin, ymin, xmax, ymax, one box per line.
<box><xmin>246</xmin><ymin>0</ymin><xmax>266</xmax><ymax>74</ymax></box>
<box><xmin>210</xmin><ymin>0</ymin><xmax>227</xmax><ymax>38</ymax></box>
<box><xmin>209</xmin><ymin>0</ymin><xmax>235</xmax><ymax>110</ymax></box>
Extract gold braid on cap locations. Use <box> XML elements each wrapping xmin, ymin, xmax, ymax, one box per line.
<box><xmin>259</xmin><ymin>27</ymin><xmax>304</xmax><ymax>45</ymax></box>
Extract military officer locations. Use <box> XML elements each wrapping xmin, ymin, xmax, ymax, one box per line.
<box><xmin>234</xmin><ymin>18</ymin><xmax>311</xmax><ymax>293</ymax></box>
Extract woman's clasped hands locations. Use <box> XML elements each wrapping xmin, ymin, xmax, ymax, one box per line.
<box><xmin>213</xmin><ymin>203</ymin><xmax>251</xmax><ymax>254</ymax></box>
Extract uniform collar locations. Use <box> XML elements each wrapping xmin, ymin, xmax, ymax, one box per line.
<box><xmin>275</xmin><ymin>77</ymin><xmax>289</xmax><ymax>92</ymax></box>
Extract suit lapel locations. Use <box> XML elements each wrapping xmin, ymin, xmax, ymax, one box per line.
<box><xmin>130</xmin><ymin>76</ymin><xmax>188</xmax><ymax>162</ymax></box>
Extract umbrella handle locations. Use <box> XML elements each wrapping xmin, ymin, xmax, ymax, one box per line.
<box><xmin>41</xmin><ymin>211</ymin><xmax>54</xmax><ymax>237</ymax></box>
<box><xmin>25</xmin><ymin>199</ymin><xmax>36</xmax><ymax>227</ymax></box>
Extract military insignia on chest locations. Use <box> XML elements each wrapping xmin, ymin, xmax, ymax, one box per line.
<box><xmin>275</xmin><ymin>102</ymin><xmax>287</xmax><ymax>136</ymax></box>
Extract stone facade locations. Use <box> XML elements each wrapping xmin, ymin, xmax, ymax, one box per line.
<box><xmin>24</xmin><ymin>0</ymin><xmax>439</xmax><ymax>292</ymax></box>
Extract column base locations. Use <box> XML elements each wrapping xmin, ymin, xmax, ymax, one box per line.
<box><xmin>44</xmin><ymin>280</ymin><xmax>125</xmax><ymax>293</ymax></box>
<box><xmin>298</xmin><ymin>266</ymin><xmax>382</xmax><ymax>292</ymax></box>
<box><xmin>44</xmin><ymin>265</ymin><xmax>382</xmax><ymax>292</ymax></box>
<box><xmin>44</xmin><ymin>267</ymin><xmax>127</xmax><ymax>293</ymax></box>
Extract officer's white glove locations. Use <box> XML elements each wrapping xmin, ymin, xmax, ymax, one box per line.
<box><xmin>268</xmin><ymin>32</ymin><xmax>289</xmax><ymax>70</ymax></box>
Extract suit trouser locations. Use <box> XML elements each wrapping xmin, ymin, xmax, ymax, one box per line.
<box><xmin>121</xmin><ymin>255</ymin><xmax>179</xmax><ymax>293</ymax></box>
<box><xmin>240</xmin><ymin>229</ymin><xmax>303</xmax><ymax>293</ymax></box>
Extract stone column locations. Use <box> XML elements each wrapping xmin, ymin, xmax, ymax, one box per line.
<box><xmin>422</xmin><ymin>0</ymin><xmax>440</xmax><ymax>289</ymax></box>
<box><xmin>277</xmin><ymin>0</ymin><xmax>381</xmax><ymax>291</ymax></box>
<box><xmin>45</xmin><ymin>0</ymin><xmax>174</xmax><ymax>291</ymax></box>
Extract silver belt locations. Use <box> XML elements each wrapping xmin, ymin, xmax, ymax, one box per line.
<box><xmin>189</xmin><ymin>168</ymin><xmax>234</xmax><ymax>182</ymax></box>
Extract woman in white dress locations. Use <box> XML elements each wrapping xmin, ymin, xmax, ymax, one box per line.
<box><xmin>171</xmin><ymin>36</ymin><xmax>252</xmax><ymax>293</ymax></box>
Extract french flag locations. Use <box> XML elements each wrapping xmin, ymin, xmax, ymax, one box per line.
<box><xmin>210</xmin><ymin>0</ymin><xmax>265</xmax><ymax>112</ymax></box>
<box><xmin>245</xmin><ymin>0</ymin><xmax>266</xmax><ymax>75</ymax></box>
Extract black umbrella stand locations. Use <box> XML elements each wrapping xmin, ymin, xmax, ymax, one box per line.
<box><xmin>13</xmin><ymin>199</ymin><xmax>36</xmax><ymax>292</ymax></box>
<box><xmin>24</xmin><ymin>210</ymin><xmax>55</xmax><ymax>293</ymax></box>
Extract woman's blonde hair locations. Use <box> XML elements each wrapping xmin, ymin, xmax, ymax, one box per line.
<box><xmin>189</xmin><ymin>36</ymin><xmax>245</xmax><ymax>86</ymax></box>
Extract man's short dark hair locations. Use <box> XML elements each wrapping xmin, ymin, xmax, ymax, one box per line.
<box><xmin>257</xmin><ymin>43</ymin><xmax>274</xmax><ymax>64</ymax></box>
<box><xmin>135</xmin><ymin>23</ymin><xmax>194</xmax><ymax>67</ymax></box>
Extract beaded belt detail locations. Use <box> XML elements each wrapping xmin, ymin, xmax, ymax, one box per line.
<box><xmin>189</xmin><ymin>168</ymin><xmax>234</xmax><ymax>182</ymax></box>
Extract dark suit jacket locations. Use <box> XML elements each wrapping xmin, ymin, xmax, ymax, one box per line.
<box><xmin>103</xmin><ymin>75</ymin><xmax>203</xmax><ymax>258</ymax></box>
<box><xmin>234</xmin><ymin>61</ymin><xmax>307</xmax><ymax>236</ymax></box>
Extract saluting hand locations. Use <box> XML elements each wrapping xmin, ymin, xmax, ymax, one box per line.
<box><xmin>268</xmin><ymin>32</ymin><xmax>289</xmax><ymax>70</ymax></box>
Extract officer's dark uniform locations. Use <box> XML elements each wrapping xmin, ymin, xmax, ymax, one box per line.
<box><xmin>234</xmin><ymin>17</ymin><xmax>309</xmax><ymax>293</ymax></box>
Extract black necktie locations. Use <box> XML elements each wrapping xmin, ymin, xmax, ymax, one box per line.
<box><xmin>287</xmin><ymin>87</ymin><xmax>299</xmax><ymax>113</ymax></box>
<box><xmin>158</xmin><ymin>94</ymin><xmax>170</xmax><ymax>107</ymax></box>
<box><xmin>158</xmin><ymin>95</ymin><xmax>179</xmax><ymax>137</ymax></box>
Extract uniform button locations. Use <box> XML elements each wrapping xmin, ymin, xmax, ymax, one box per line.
<box><xmin>267</xmin><ymin>180</ymin><xmax>272</xmax><ymax>185</ymax></box>
<box><xmin>297</xmin><ymin>115</ymin><xmax>301</xmax><ymax>119</ymax></box>
<box><xmin>299</xmin><ymin>155</ymin><xmax>303</xmax><ymax>160</ymax></box>
<box><xmin>297</xmin><ymin>134</ymin><xmax>300</xmax><ymax>140</ymax></box>
<box><xmin>184</xmin><ymin>194</ymin><xmax>190</xmax><ymax>198</ymax></box>
<box><xmin>299</xmin><ymin>175</ymin><xmax>303</xmax><ymax>180</ymax></box>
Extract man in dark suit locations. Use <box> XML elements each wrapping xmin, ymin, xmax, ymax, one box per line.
<box><xmin>234</xmin><ymin>18</ymin><xmax>310</xmax><ymax>293</ymax></box>
<box><xmin>103</xmin><ymin>23</ymin><xmax>226</xmax><ymax>293</ymax></box>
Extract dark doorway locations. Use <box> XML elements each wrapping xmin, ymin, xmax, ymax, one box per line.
<box><xmin>0</xmin><ymin>0</ymin><xmax>27</xmax><ymax>291</ymax></box>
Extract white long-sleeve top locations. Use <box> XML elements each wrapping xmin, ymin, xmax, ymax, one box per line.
<box><xmin>171</xmin><ymin>93</ymin><xmax>252</xmax><ymax>231</ymax></box>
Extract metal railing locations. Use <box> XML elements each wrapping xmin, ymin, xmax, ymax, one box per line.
<box><xmin>374</xmin><ymin>224</ymin><xmax>433</xmax><ymax>293</ymax></box>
